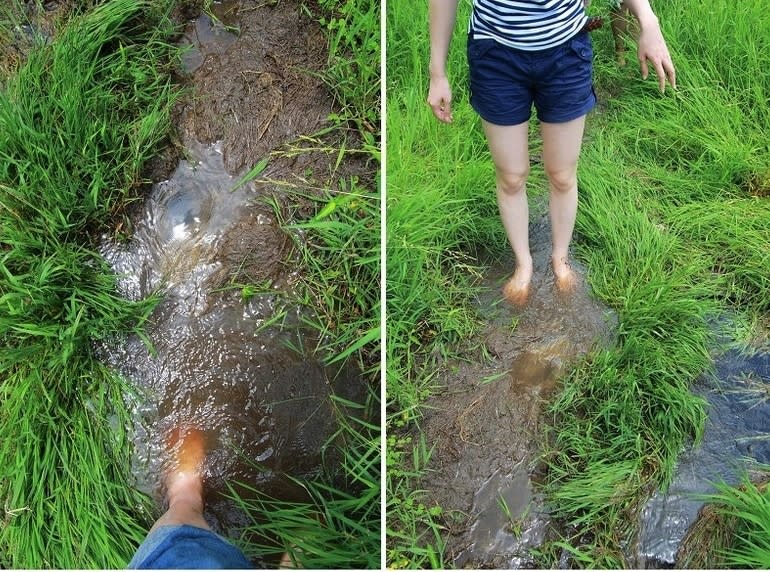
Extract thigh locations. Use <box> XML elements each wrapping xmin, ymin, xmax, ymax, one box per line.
<box><xmin>482</xmin><ymin>119</ymin><xmax>530</xmax><ymax>179</ymax></box>
<box><xmin>541</xmin><ymin>115</ymin><xmax>586</xmax><ymax>177</ymax></box>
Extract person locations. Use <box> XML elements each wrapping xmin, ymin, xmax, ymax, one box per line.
<box><xmin>128</xmin><ymin>427</ymin><xmax>254</xmax><ymax>569</ymax></box>
<box><xmin>427</xmin><ymin>0</ymin><xmax>675</xmax><ymax>306</ymax></box>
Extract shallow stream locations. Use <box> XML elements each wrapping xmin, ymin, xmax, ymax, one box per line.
<box><xmin>99</xmin><ymin>139</ymin><xmax>363</xmax><ymax>540</ymax></box>
<box><xmin>93</xmin><ymin>0</ymin><xmax>365</xmax><ymax>546</ymax></box>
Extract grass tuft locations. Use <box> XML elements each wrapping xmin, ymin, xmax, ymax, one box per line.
<box><xmin>0</xmin><ymin>0</ymin><xmax>180</xmax><ymax>567</ymax></box>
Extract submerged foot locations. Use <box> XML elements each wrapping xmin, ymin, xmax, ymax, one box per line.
<box><xmin>165</xmin><ymin>427</ymin><xmax>206</xmax><ymax>510</ymax></box>
<box><xmin>502</xmin><ymin>264</ymin><xmax>532</xmax><ymax>307</ymax></box>
<box><xmin>552</xmin><ymin>256</ymin><xmax>578</xmax><ymax>293</ymax></box>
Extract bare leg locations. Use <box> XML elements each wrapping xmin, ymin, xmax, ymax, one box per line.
<box><xmin>541</xmin><ymin>115</ymin><xmax>586</xmax><ymax>292</ymax></box>
<box><xmin>610</xmin><ymin>4</ymin><xmax>630</xmax><ymax>66</ymax></box>
<box><xmin>150</xmin><ymin>427</ymin><xmax>210</xmax><ymax>534</ymax></box>
<box><xmin>482</xmin><ymin>119</ymin><xmax>532</xmax><ymax>306</ymax></box>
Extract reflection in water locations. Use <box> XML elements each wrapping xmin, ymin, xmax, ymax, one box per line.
<box><xmin>638</xmin><ymin>348</ymin><xmax>770</xmax><ymax>567</ymax></box>
<box><xmin>99</xmin><ymin>140</ymin><xmax>363</xmax><ymax>539</ymax></box>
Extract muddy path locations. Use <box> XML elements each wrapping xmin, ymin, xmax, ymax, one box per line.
<box><xmin>90</xmin><ymin>0</ymin><xmax>375</xmax><ymax>561</ymax></box>
<box><xmin>419</xmin><ymin>207</ymin><xmax>617</xmax><ymax>568</ymax></box>
<box><xmin>419</xmin><ymin>203</ymin><xmax>770</xmax><ymax>567</ymax></box>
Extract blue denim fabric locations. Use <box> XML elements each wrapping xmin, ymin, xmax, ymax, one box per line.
<box><xmin>128</xmin><ymin>524</ymin><xmax>254</xmax><ymax>569</ymax></box>
<box><xmin>467</xmin><ymin>31</ymin><xmax>597</xmax><ymax>125</ymax></box>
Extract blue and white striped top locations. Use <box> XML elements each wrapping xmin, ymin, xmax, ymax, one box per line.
<box><xmin>470</xmin><ymin>0</ymin><xmax>588</xmax><ymax>51</ymax></box>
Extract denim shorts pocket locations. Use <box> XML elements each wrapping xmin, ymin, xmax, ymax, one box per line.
<box><xmin>467</xmin><ymin>37</ymin><xmax>497</xmax><ymax>60</ymax></box>
<box><xmin>569</xmin><ymin>33</ymin><xmax>593</xmax><ymax>62</ymax></box>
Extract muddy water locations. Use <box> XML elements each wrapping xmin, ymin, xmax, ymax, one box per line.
<box><xmin>635</xmin><ymin>346</ymin><xmax>770</xmax><ymax>568</ymax></box>
<box><xmin>419</xmin><ymin>211</ymin><xmax>616</xmax><ymax>568</ymax></box>
<box><xmin>99</xmin><ymin>139</ymin><xmax>363</xmax><ymax>543</ymax></box>
<box><xmin>100</xmin><ymin>0</ymin><xmax>367</xmax><ymax>546</ymax></box>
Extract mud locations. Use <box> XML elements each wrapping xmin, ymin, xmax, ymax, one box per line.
<box><xmin>177</xmin><ymin>0</ymin><xmax>333</xmax><ymax>174</ymax></box>
<box><xmin>418</xmin><ymin>209</ymin><xmax>617</xmax><ymax>568</ymax></box>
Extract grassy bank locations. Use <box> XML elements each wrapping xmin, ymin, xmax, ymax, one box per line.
<box><xmin>386</xmin><ymin>0</ymin><xmax>770</xmax><ymax>567</ymax></box>
<box><xmin>0</xmin><ymin>0</ymin><xmax>180</xmax><ymax>567</ymax></box>
<box><xmin>226</xmin><ymin>0</ymin><xmax>382</xmax><ymax>567</ymax></box>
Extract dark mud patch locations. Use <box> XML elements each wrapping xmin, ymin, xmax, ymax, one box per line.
<box><xmin>177</xmin><ymin>0</ymin><xmax>333</xmax><ymax>174</ymax></box>
<box><xmin>419</xmin><ymin>210</ymin><xmax>616</xmax><ymax>568</ymax></box>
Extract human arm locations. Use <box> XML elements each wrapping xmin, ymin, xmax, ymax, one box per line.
<box><xmin>427</xmin><ymin>0</ymin><xmax>460</xmax><ymax>123</ymax></box>
<box><xmin>622</xmin><ymin>0</ymin><xmax>676</xmax><ymax>92</ymax></box>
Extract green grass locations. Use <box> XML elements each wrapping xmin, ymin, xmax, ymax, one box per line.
<box><xmin>679</xmin><ymin>473</ymin><xmax>770</xmax><ymax>568</ymax></box>
<box><xmin>0</xmin><ymin>0</ymin><xmax>180</xmax><ymax>567</ymax></box>
<box><xmin>386</xmin><ymin>0</ymin><xmax>770</xmax><ymax>567</ymax></box>
<box><xmin>224</xmin><ymin>0</ymin><xmax>381</xmax><ymax>567</ymax></box>
<box><xmin>314</xmin><ymin>0</ymin><xmax>380</xmax><ymax>133</ymax></box>
<box><xmin>227</xmin><ymin>152</ymin><xmax>381</xmax><ymax>571</ymax></box>
<box><xmin>229</xmin><ymin>393</ymin><xmax>380</xmax><ymax>568</ymax></box>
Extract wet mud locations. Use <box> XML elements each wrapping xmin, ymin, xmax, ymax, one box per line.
<box><xmin>177</xmin><ymin>0</ymin><xmax>333</xmax><ymax>174</ymax></box>
<box><xmin>418</xmin><ymin>210</ymin><xmax>616</xmax><ymax>568</ymax></box>
<box><xmin>93</xmin><ymin>0</ymin><xmax>372</xmax><ymax>557</ymax></box>
<box><xmin>636</xmin><ymin>346</ymin><xmax>770</xmax><ymax>568</ymax></box>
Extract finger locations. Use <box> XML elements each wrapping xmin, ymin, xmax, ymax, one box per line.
<box><xmin>664</xmin><ymin>59</ymin><xmax>676</xmax><ymax>90</ymax></box>
<box><xmin>653</xmin><ymin>60</ymin><xmax>666</xmax><ymax>92</ymax></box>
<box><xmin>431</xmin><ymin>102</ymin><xmax>447</xmax><ymax>122</ymax></box>
<box><xmin>429</xmin><ymin>97</ymin><xmax>452</xmax><ymax>123</ymax></box>
<box><xmin>437</xmin><ymin>104</ymin><xmax>452</xmax><ymax>123</ymax></box>
<box><xmin>639</xmin><ymin>57</ymin><xmax>649</xmax><ymax>81</ymax></box>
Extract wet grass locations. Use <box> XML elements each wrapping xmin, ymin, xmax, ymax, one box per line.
<box><xmin>0</xmin><ymin>0</ymin><xmax>180</xmax><ymax>567</ymax></box>
<box><xmin>679</xmin><ymin>472</ymin><xmax>770</xmax><ymax>568</ymax></box>
<box><xmin>386</xmin><ymin>0</ymin><xmax>770</xmax><ymax>567</ymax></box>
<box><xmin>225</xmin><ymin>0</ymin><xmax>381</xmax><ymax>567</ymax></box>
<box><xmin>314</xmin><ymin>0</ymin><xmax>380</xmax><ymax>133</ymax></box>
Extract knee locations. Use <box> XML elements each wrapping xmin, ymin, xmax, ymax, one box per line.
<box><xmin>545</xmin><ymin>167</ymin><xmax>577</xmax><ymax>194</ymax></box>
<box><xmin>496</xmin><ymin>168</ymin><xmax>529</xmax><ymax>196</ymax></box>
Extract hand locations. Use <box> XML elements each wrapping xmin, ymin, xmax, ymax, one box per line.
<box><xmin>427</xmin><ymin>76</ymin><xmax>453</xmax><ymax>123</ymax></box>
<box><xmin>637</xmin><ymin>22</ymin><xmax>676</xmax><ymax>92</ymax></box>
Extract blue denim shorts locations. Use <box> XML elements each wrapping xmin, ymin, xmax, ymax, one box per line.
<box><xmin>128</xmin><ymin>524</ymin><xmax>254</xmax><ymax>569</ymax></box>
<box><xmin>467</xmin><ymin>32</ymin><xmax>597</xmax><ymax>125</ymax></box>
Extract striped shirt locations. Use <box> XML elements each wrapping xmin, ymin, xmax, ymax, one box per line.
<box><xmin>470</xmin><ymin>0</ymin><xmax>588</xmax><ymax>51</ymax></box>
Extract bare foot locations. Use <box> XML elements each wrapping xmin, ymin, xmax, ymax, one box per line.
<box><xmin>502</xmin><ymin>264</ymin><xmax>532</xmax><ymax>307</ymax></box>
<box><xmin>165</xmin><ymin>427</ymin><xmax>206</xmax><ymax>511</ymax></box>
<box><xmin>552</xmin><ymin>256</ymin><xmax>578</xmax><ymax>292</ymax></box>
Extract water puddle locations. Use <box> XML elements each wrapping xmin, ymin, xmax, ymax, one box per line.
<box><xmin>635</xmin><ymin>346</ymin><xmax>770</xmax><ymax>567</ymax></box>
<box><xmin>99</xmin><ymin>138</ymin><xmax>364</xmax><ymax>545</ymax></box>
<box><xmin>462</xmin><ymin>463</ymin><xmax>549</xmax><ymax>568</ymax></box>
<box><xmin>180</xmin><ymin>2</ymin><xmax>240</xmax><ymax>73</ymax></box>
<box><xmin>418</xmin><ymin>211</ymin><xmax>616</xmax><ymax>568</ymax></box>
